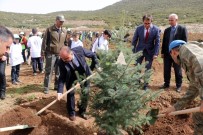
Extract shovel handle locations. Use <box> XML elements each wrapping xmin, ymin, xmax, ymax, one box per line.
<box><xmin>158</xmin><ymin>107</ymin><xmax>200</xmax><ymax>117</ymax></box>
<box><xmin>35</xmin><ymin>72</ymin><xmax>97</xmax><ymax>115</ymax></box>
<box><xmin>0</xmin><ymin>125</ymin><xmax>32</xmax><ymax>132</ymax></box>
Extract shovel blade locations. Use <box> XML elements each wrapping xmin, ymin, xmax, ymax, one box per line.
<box><xmin>147</xmin><ymin>108</ymin><xmax>160</xmax><ymax>125</ymax></box>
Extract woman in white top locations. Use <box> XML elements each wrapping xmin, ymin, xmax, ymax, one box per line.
<box><xmin>10</xmin><ymin>34</ymin><xmax>24</xmax><ymax>85</ymax></box>
<box><xmin>91</xmin><ymin>30</ymin><xmax>111</xmax><ymax>53</ymax></box>
<box><xmin>70</xmin><ymin>32</ymin><xmax>83</xmax><ymax>49</ymax></box>
<box><xmin>90</xmin><ymin>30</ymin><xmax>112</xmax><ymax>70</ymax></box>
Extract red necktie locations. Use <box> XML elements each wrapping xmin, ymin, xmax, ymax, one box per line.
<box><xmin>145</xmin><ymin>28</ymin><xmax>149</xmax><ymax>42</ymax></box>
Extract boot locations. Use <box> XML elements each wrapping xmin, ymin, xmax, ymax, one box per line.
<box><xmin>0</xmin><ymin>90</ymin><xmax>6</xmax><ymax>100</ymax></box>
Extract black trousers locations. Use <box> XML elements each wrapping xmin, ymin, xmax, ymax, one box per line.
<box><xmin>163</xmin><ymin>55</ymin><xmax>182</xmax><ymax>88</ymax></box>
<box><xmin>0</xmin><ymin>61</ymin><xmax>6</xmax><ymax>93</ymax></box>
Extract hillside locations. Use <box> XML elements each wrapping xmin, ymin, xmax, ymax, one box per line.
<box><xmin>0</xmin><ymin>0</ymin><xmax>203</xmax><ymax>29</ymax></box>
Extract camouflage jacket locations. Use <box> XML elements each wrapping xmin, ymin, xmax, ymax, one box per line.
<box><xmin>41</xmin><ymin>24</ymin><xmax>66</xmax><ymax>55</ymax></box>
<box><xmin>174</xmin><ymin>42</ymin><xmax>203</xmax><ymax>110</ymax></box>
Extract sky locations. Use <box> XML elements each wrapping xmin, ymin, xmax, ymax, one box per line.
<box><xmin>0</xmin><ymin>0</ymin><xmax>121</xmax><ymax>14</ymax></box>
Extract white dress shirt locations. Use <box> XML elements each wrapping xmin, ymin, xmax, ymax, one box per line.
<box><xmin>91</xmin><ymin>35</ymin><xmax>109</xmax><ymax>53</ymax></box>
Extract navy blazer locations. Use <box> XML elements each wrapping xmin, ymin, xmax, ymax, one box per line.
<box><xmin>161</xmin><ymin>25</ymin><xmax>188</xmax><ymax>55</ymax></box>
<box><xmin>132</xmin><ymin>24</ymin><xmax>161</xmax><ymax>56</ymax></box>
<box><xmin>57</xmin><ymin>46</ymin><xmax>98</xmax><ymax>93</ymax></box>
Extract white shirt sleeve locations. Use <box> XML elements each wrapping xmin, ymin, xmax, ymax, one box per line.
<box><xmin>91</xmin><ymin>38</ymin><xmax>98</xmax><ymax>53</ymax></box>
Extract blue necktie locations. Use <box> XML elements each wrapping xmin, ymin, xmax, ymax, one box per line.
<box><xmin>169</xmin><ymin>26</ymin><xmax>175</xmax><ymax>43</ymax></box>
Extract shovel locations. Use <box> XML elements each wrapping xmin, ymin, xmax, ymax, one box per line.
<box><xmin>148</xmin><ymin>106</ymin><xmax>200</xmax><ymax>125</ymax></box>
<box><xmin>36</xmin><ymin>72</ymin><xmax>97</xmax><ymax>115</ymax></box>
<box><xmin>0</xmin><ymin>72</ymin><xmax>97</xmax><ymax>132</ymax></box>
<box><xmin>0</xmin><ymin>125</ymin><xmax>36</xmax><ymax>132</ymax></box>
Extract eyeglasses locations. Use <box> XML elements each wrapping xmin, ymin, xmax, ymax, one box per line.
<box><xmin>144</xmin><ymin>23</ymin><xmax>151</xmax><ymax>25</ymax></box>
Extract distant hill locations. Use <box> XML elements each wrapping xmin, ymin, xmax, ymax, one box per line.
<box><xmin>0</xmin><ymin>0</ymin><xmax>203</xmax><ymax>29</ymax></box>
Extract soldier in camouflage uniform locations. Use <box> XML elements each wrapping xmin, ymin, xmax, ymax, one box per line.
<box><xmin>163</xmin><ymin>40</ymin><xmax>203</xmax><ymax>135</ymax></box>
<box><xmin>41</xmin><ymin>15</ymin><xmax>66</xmax><ymax>94</ymax></box>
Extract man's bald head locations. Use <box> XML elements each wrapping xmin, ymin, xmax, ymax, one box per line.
<box><xmin>60</xmin><ymin>46</ymin><xmax>73</xmax><ymax>63</ymax></box>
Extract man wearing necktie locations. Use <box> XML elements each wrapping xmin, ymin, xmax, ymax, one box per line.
<box><xmin>132</xmin><ymin>14</ymin><xmax>161</xmax><ymax>90</ymax></box>
<box><xmin>160</xmin><ymin>13</ymin><xmax>188</xmax><ymax>92</ymax></box>
<box><xmin>57</xmin><ymin>46</ymin><xmax>99</xmax><ymax>121</ymax></box>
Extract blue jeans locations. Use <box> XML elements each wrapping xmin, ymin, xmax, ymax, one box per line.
<box><xmin>0</xmin><ymin>61</ymin><xmax>6</xmax><ymax>92</ymax></box>
<box><xmin>11</xmin><ymin>64</ymin><xmax>20</xmax><ymax>82</ymax></box>
<box><xmin>31</xmin><ymin>57</ymin><xmax>43</xmax><ymax>73</ymax></box>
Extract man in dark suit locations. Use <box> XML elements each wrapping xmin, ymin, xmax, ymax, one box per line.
<box><xmin>0</xmin><ymin>26</ymin><xmax>13</xmax><ymax>100</ymax></box>
<box><xmin>160</xmin><ymin>13</ymin><xmax>188</xmax><ymax>92</ymax></box>
<box><xmin>57</xmin><ymin>46</ymin><xmax>99</xmax><ymax>121</ymax></box>
<box><xmin>132</xmin><ymin>14</ymin><xmax>160</xmax><ymax>90</ymax></box>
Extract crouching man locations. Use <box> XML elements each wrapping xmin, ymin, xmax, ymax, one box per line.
<box><xmin>163</xmin><ymin>40</ymin><xmax>203</xmax><ymax>134</ymax></box>
<box><xmin>57</xmin><ymin>46</ymin><xmax>99</xmax><ymax>121</ymax></box>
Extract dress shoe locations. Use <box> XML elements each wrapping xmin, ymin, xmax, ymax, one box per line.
<box><xmin>69</xmin><ymin>116</ymin><xmax>76</xmax><ymax>121</ymax></box>
<box><xmin>176</xmin><ymin>87</ymin><xmax>181</xmax><ymax>92</ymax></box>
<box><xmin>79</xmin><ymin>113</ymin><xmax>88</xmax><ymax>120</ymax></box>
<box><xmin>159</xmin><ymin>85</ymin><xmax>169</xmax><ymax>89</ymax></box>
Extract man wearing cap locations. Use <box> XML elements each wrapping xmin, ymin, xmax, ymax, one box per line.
<box><xmin>41</xmin><ymin>15</ymin><xmax>66</xmax><ymax>94</ymax></box>
<box><xmin>0</xmin><ymin>26</ymin><xmax>13</xmax><ymax>100</ymax></box>
<box><xmin>160</xmin><ymin>13</ymin><xmax>188</xmax><ymax>92</ymax></box>
<box><xmin>163</xmin><ymin>40</ymin><xmax>203</xmax><ymax>134</ymax></box>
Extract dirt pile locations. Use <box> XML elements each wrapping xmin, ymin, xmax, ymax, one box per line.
<box><xmin>0</xmin><ymin>97</ymin><xmax>93</xmax><ymax>135</ymax></box>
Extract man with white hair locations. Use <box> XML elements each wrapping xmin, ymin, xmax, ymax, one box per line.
<box><xmin>160</xmin><ymin>13</ymin><xmax>188</xmax><ymax>92</ymax></box>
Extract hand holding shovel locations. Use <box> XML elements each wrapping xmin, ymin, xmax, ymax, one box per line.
<box><xmin>148</xmin><ymin>106</ymin><xmax>201</xmax><ymax>125</ymax></box>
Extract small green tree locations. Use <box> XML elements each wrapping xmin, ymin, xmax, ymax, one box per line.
<box><xmin>89</xmin><ymin>26</ymin><xmax>160</xmax><ymax>135</ymax></box>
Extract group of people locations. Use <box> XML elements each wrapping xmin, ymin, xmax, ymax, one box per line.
<box><xmin>132</xmin><ymin>13</ymin><xmax>187</xmax><ymax>92</ymax></box>
<box><xmin>132</xmin><ymin>13</ymin><xmax>203</xmax><ymax>134</ymax></box>
<box><xmin>0</xmin><ymin>12</ymin><xmax>203</xmax><ymax>133</ymax></box>
<box><xmin>41</xmin><ymin>15</ymin><xmax>111</xmax><ymax>121</ymax></box>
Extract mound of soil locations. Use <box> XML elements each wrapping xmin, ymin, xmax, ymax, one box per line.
<box><xmin>0</xmin><ymin>98</ymin><xmax>93</xmax><ymax>135</ymax></box>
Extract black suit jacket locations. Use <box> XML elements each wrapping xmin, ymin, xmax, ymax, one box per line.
<box><xmin>57</xmin><ymin>46</ymin><xmax>98</xmax><ymax>93</ymax></box>
<box><xmin>161</xmin><ymin>25</ymin><xmax>188</xmax><ymax>55</ymax></box>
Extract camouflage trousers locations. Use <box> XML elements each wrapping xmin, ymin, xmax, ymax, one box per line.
<box><xmin>44</xmin><ymin>54</ymin><xmax>60</xmax><ymax>91</ymax></box>
<box><xmin>193</xmin><ymin>112</ymin><xmax>203</xmax><ymax>135</ymax></box>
